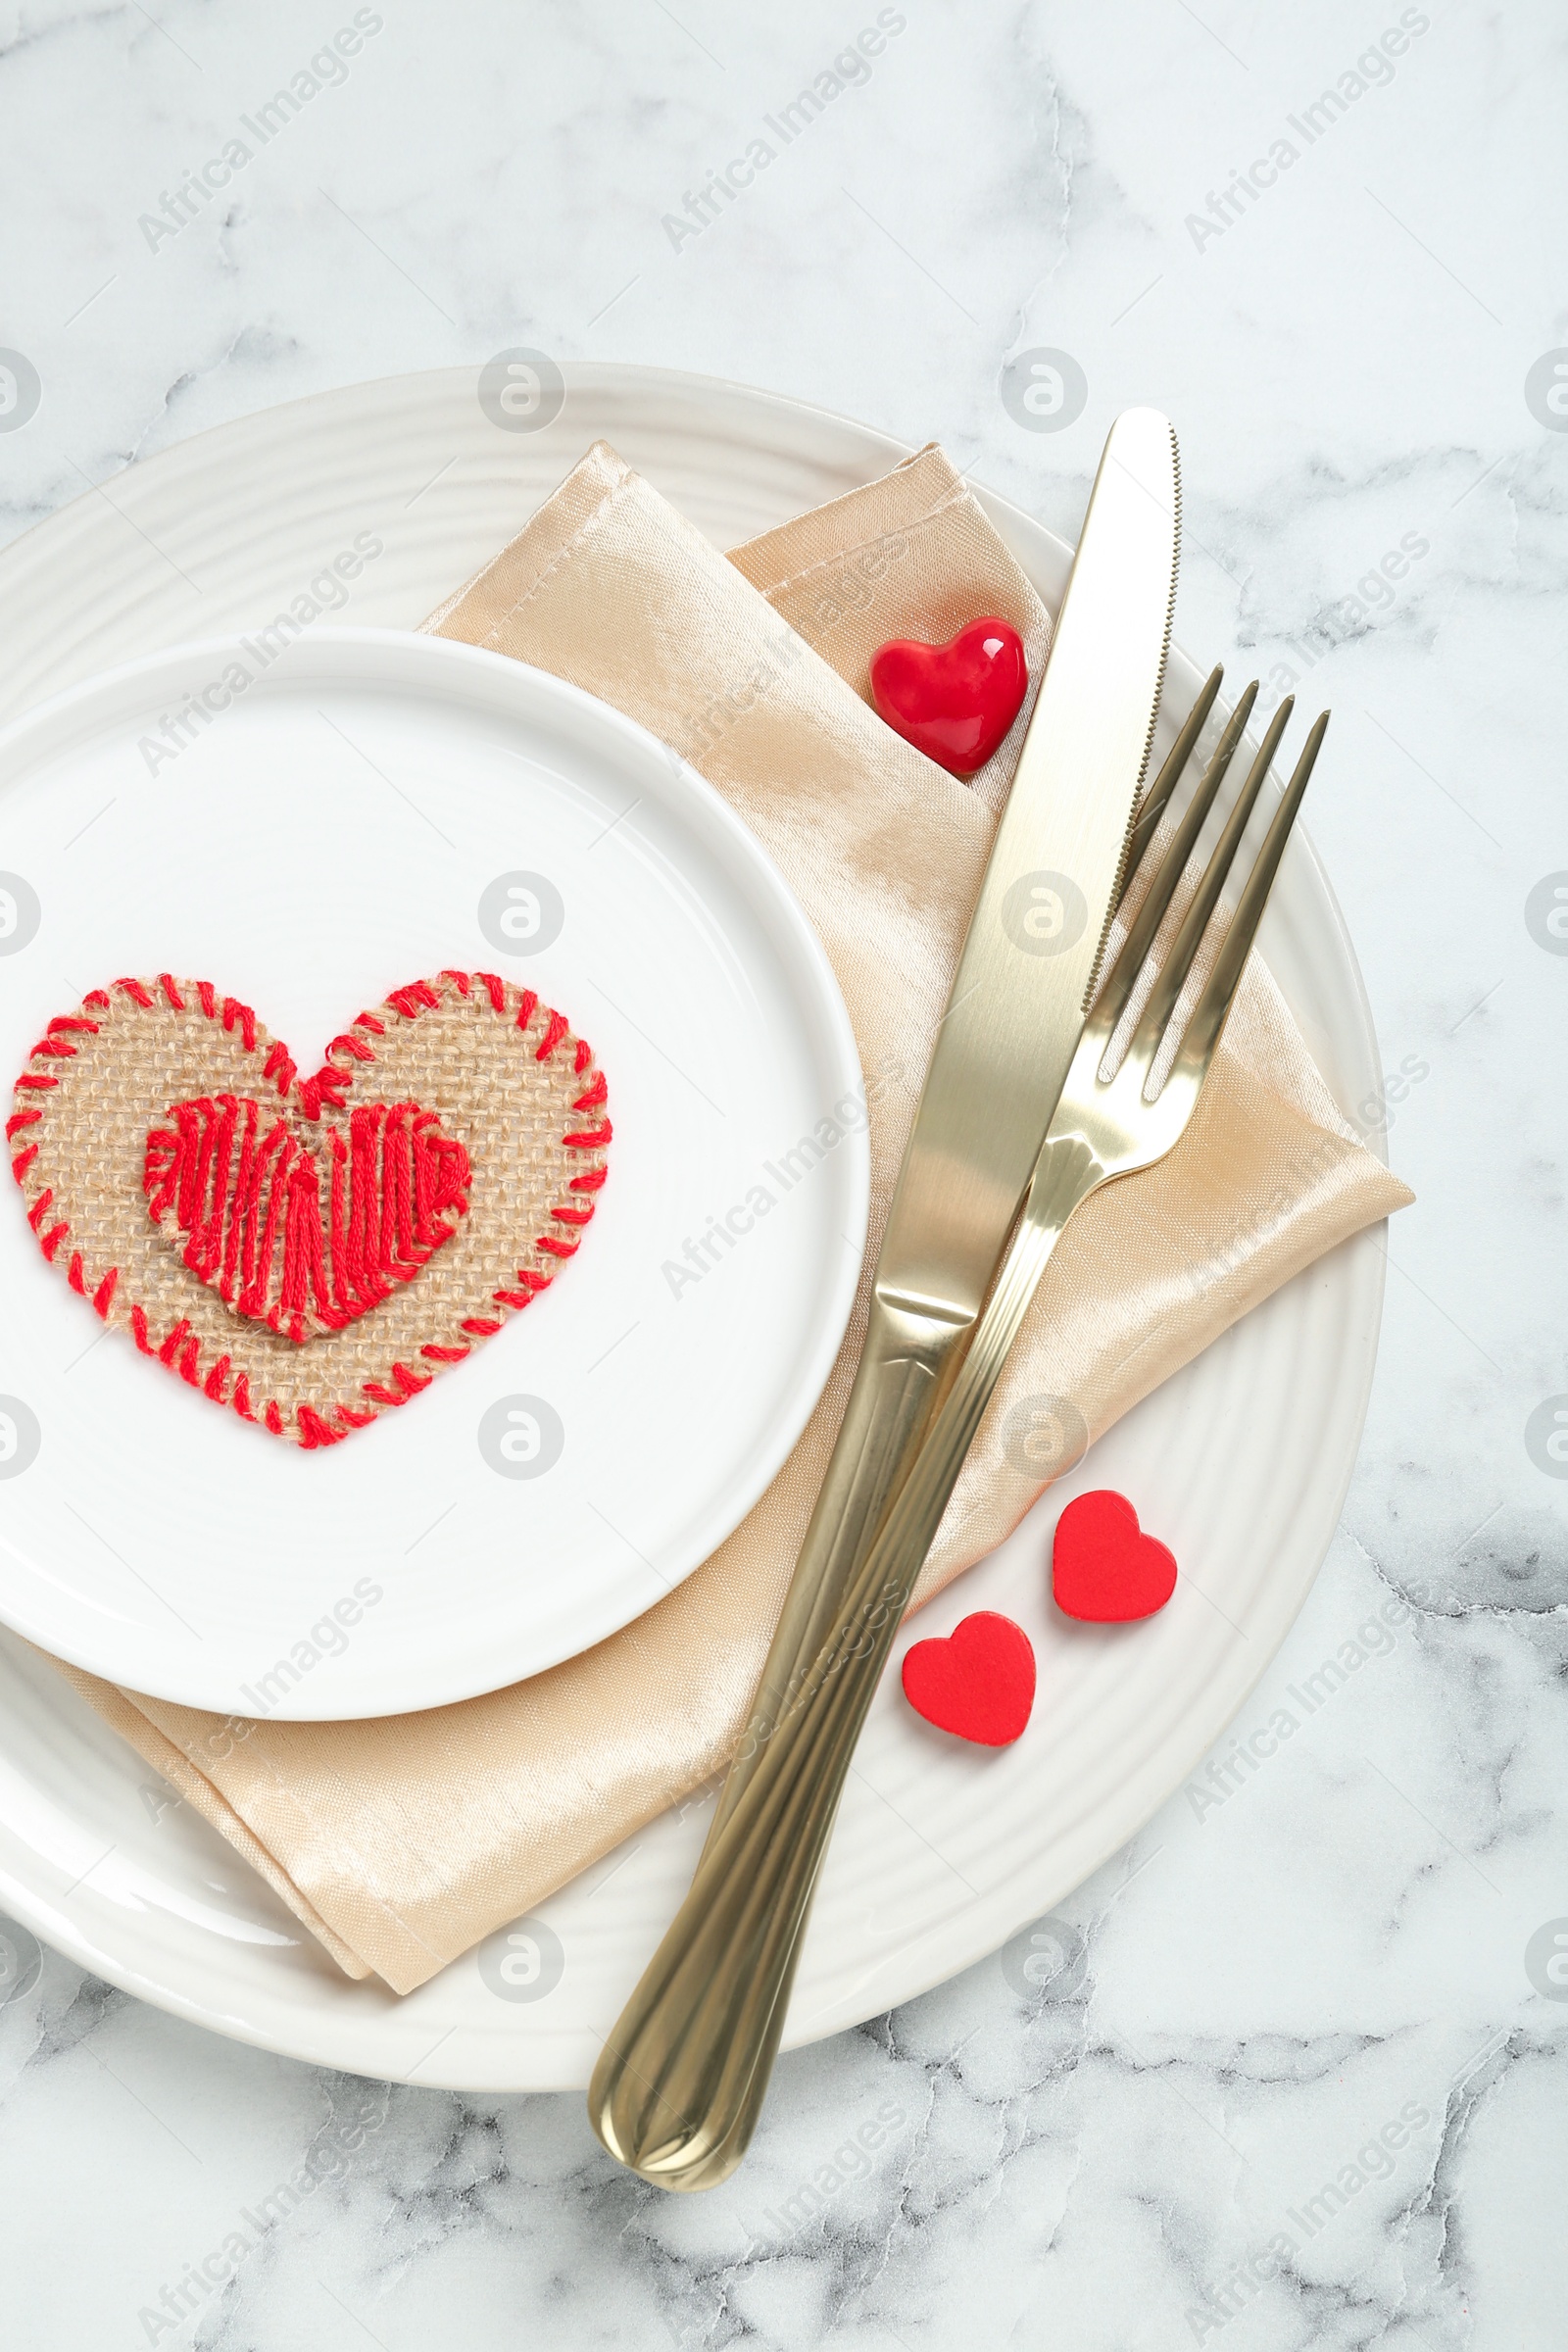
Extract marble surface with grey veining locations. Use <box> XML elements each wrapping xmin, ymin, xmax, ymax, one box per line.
<box><xmin>1</xmin><ymin>0</ymin><xmax>1566</xmax><ymax>2344</ymax></box>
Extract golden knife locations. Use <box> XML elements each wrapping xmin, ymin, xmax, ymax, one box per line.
<box><xmin>589</xmin><ymin>408</ymin><xmax>1182</xmax><ymax>2188</ymax></box>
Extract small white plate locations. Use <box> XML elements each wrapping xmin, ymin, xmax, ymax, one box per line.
<box><xmin>0</xmin><ymin>627</ymin><xmax>867</xmax><ymax>1717</ymax></box>
<box><xmin>0</xmin><ymin>364</ymin><xmax>1389</xmax><ymax>2087</ymax></box>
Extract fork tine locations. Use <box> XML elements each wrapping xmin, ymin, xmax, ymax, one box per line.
<box><xmin>1126</xmin><ymin>663</ymin><xmax>1224</xmax><ymax>879</ymax></box>
<box><xmin>1092</xmin><ymin>681</ymin><xmax>1258</xmax><ymax>1040</ymax></box>
<box><xmin>1171</xmin><ymin>711</ymin><xmax>1328</xmax><ymax>1081</ymax></box>
<box><xmin>1128</xmin><ymin>695</ymin><xmax>1296</xmax><ymax>1063</ymax></box>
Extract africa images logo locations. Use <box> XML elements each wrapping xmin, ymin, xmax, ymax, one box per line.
<box><xmin>135</xmin><ymin>13</ymin><xmax>386</xmax><ymax>252</ymax></box>
<box><xmin>1183</xmin><ymin>11</ymin><xmax>1432</xmax><ymax>255</ymax></box>
<box><xmin>660</xmin><ymin>12</ymin><xmax>907</xmax><ymax>252</ymax></box>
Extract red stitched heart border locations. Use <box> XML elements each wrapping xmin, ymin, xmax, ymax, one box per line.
<box><xmin>8</xmin><ymin>971</ymin><xmax>612</xmax><ymax>1448</ymax></box>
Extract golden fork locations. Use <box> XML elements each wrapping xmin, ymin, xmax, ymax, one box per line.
<box><xmin>589</xmin><ymin>673</ymin><xmax>1328</xmax><ymax>2189</ymax></box>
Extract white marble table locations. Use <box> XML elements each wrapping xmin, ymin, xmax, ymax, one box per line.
<box><xmin>1</xmin><ymin>2</ymin><xmax>1564</xmax><ymax>2344</ymax></box>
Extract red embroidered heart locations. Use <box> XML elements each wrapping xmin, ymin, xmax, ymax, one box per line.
<box><xmin>901</xmin><ymin>1610</ymin><xmax>1036</xmax><ymax>1745</ymax></box>
<box><xmin>1053</xmin><ymin>1491</ymin><xmax>1177</xmax><ymax>1623</ymax></box>
<box><xmin>869</xmin><ymin>616</ymin><xmax>1028</xmax><ymax>776</ymax></box>
<box><xmin>9</xmin><ymin>971</ymin><xmax>611</xmax><ymax>1448</ymax></box>
<box><xmin>144</xmin><ymin>1097</ymin><xmax>473</xmax><ymax>1344</ymax></box>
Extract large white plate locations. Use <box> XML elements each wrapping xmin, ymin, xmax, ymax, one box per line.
<box><xmin>0</xmin><ymin>628</ymin><xmax>866</xmax><ymax>1716</ymax></box>
<box><xmin>0</xmin><ymin>366</ymin><xmax>1387</xmax><ymax>2088</ymax></box>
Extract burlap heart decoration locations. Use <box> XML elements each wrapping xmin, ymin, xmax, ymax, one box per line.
<box><xmin>8</xmin><ymin>970</ymin><xmax>612</xmax><ymax>1446</ymax></box>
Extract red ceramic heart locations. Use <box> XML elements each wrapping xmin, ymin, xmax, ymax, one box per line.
<box><xmin>1053</xmin><ymin>1491</ymin><xmax>1177</xmax><ymax>1623</ymax></box>
<box><xmin>869</xmin><ymin>616</ymin><xmax>1028</xmax><ymax>776</ymax></box>
<box><xmin>901</xmin><ymin>1610</ymin><xmax>1036</xmax><ymax>1745</ymax></box>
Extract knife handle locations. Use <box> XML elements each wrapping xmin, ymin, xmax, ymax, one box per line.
<box><xmin>702</xmin><ymin>1298</ymin><xmax>955</xmax><ymax>1848</ymax></box>
<box><xmin>587</xmin><ymin>1141</ymin><xmax>1097</xmax><ymax>2190</ymax></box>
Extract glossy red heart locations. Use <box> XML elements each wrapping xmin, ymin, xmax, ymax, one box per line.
<box><xmin>1053</xmin><ymin>1491</ymin><xmax>1177</xmax><ymax>1623</ymax></box>
<box><xmin>901</xmin><ymin>1610</ymin><xmax>1036</xmax><ymax>1745</ymax></box>
<box><xmin>869</xmin><ymin>616</ymin><xmax>1028</xmax><ymax>776</ymax></box>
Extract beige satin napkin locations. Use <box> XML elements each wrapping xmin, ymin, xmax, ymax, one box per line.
<box><xmin>49</xmin><ymin>440</ymin><xmax>1411</xmax><ymax>1992</ymax></box>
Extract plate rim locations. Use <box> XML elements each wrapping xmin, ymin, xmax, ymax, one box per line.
<box><xmin>0</xmin><ymin>361</ymin><xmax>1391</xmax><ymax>2087</ymax></box>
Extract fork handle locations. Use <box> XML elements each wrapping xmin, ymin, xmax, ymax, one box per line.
<box><xmin>587</xmin><ymin>1137</ymin><xmax>1100</xmax><ymax>2189</ymax></box>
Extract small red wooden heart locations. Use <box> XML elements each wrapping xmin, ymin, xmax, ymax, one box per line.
<box><xmin>869</xmin><ymin>616</ymin><xmax>1028</xmax><ymax>776</ymax></box>
<box><xmin>1053</xmin><ymin>1491</ymin><xmax>1177</xmax><ymax>1623</ymax></box>
<box><xmin>901</xmin><ymin>1610</ymin><xmax>1036</xmax><ymax>1745</ymax></box>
